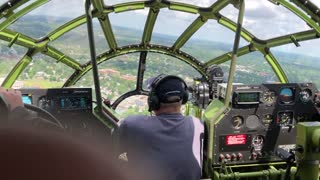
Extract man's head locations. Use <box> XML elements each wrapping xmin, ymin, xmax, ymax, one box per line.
<box><xmin>147</xmin><ymin>74</ymin><xmax>188</xmax><ymax>112</ymax></box>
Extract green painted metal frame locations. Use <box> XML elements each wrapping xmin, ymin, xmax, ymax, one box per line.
<box><xmin>0</xmin><ymin>0</ymin><xmax>49</xmax><ymax>32</ymax></box>
<box><xmin>2</xmin><ymin>50</ymin><xmax>34</xmax><ymax>88</ymax></box>
<box><xmin>0</xmin><ymin>0</ymin><xmax>29</xmax><ymax>19</ymax></box>
<box><xmin>63</xmin><ymin>44</ymin><xmax>207</xmax><ymax>86</ymax></box>
<box><xmin>0</xmin><ymin>0</ymin><xmax>318</xmax><ymax>89</ymax></box>
<box><xmin>0</xmin><ymin>0</ymin><xmax>320</xmax><ymax>178</ymax></box>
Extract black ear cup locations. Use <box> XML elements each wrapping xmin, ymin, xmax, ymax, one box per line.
<box><xmin>181</xmin><ymin>89</ymin><xmax>188</xmax><ymax>105</ymax></box>
<box><xmin>179</xmin><ymin>80</ymin><xmax>189</xmax><ymax>105</ymax></box>
<box><xmin>147</xmin><ymin>74</ymin><xmax>166</xmax><ymax>112</ymax></box>
<box><xmin>147</xmin><ymin>74</ymin><xmax>189</xmax><ymax>111</ymax></box>
<box><xmin>148</xmin><ymin>90</ymin><xmax>160</xmax><ymax>112</ymax></box>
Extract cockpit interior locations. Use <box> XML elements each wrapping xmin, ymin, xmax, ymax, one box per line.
<box><xmin>1</xmin><ymin>0</ymin><xmax>320</xmax><ymax>179</ymax></box>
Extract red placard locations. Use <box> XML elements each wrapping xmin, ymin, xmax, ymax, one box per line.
<box><xmin>226</xmin><ymin>134</ymin><xmax>247</xmax><ymax>145</ymax></box>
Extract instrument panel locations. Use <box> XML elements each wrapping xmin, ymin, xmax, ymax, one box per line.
<box><xmin>21</xmin><ymin>88</ymin><xmax>92</xmax><ymax>113</ymax></box>
<box><xmin>19</xmin><ymin>88</ymin><xmax>109</xmax><ymax>137</ymax></box>
<box><xmin>213</xmin><ymin>83</ymin><xmax>320</xmax><ymax>165</ymax></box>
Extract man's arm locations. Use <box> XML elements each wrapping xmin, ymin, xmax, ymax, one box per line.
<box><xmin>0</xmin><ymin>87</ymin><xmax>25</xmax><ymax>122</ymax></box>
<box><xmin>0</xmin><ymin>87</ymin><xmax>61</xmax><ymax>129</ymax></box>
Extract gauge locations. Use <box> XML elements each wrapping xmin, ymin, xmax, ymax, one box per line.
<box><xmin>262</xmin><ymin>114</ymin><xmax>273</xmax><ymax>127</ymax></box>
<box><xmin>252</xmin><ymin>135</ymin><xmax>264</xmax><ymax>151</ymax></box>
<box><xmin>231</xmin><ymin>116</ymin><xmax>244</xmax><ymax>129</ymax></box>
<box><xmin>263</xmin><ymin>91</ymin><xmax>275</xmax><ymax>104</ymax></box>
<box><xmin>277</xmin><ymin>112</ymin><xmax>294</xmax><ymax>126</ymax></box>
<box><xmin>246</xmin><ymin>115</ymin><xmax>260</xmax><ymax>129</ymax></box>
<box><xmin>38</xmin><ymin>96</ymin><xmax>54</xmax><ymax>111</ymax></box>
<box><xmin>279</xmin><ymin>88</ymin><xmax>294</xmax><ymax>104</ymax></box>
<box><xmin>299</xmin><ymin>89</ymin><xmax>312</xmax><ymax>103</ymax></box>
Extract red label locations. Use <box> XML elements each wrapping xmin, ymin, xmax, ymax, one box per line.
<box><xmin>226</xmin><ymin>134</ymin><xmax>247</xmax><ymax>145</ymax></box>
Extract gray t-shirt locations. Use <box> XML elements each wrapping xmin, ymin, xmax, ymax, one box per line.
<box><xmin>117</xmin><ymin>113</ymin><xmax>204</xmax><ymax>180</ymax></box>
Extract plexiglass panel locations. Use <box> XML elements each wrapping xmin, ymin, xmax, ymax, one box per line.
<box><xmin>220</xmin><ymin>52</ymin><xmax>277</xmax><ymax>85</ymax></box>
<box><xmin>220</xmin><ymin>1</ymin><xmax>311</xmax><ymax>40</ymax></box>
<box><xmin>11</xmin><ymin>0</ymin><xmax>35</xmax><ymax>12</ymax></box>
<box><xmin>310</xmin><ymin>0</ymin><xmax>320</xmax><ymax>7</ymax></box>
<box><xmin>151</xmin><ymin>9</ymin><xmax>198</xmax><ymax>46</ymax></box>
<box><xmin>169</xmin><ymin>0</ymin><xmax>217</xmax><ymax>7</ymax></box>
<box><xmin>17</xmin><ymin>54</ymin><xmax>74</xmax><ymax>88</ymax></box>
<box><xmin>181</xmin><ymin>19</ymin><xmax>248</xmax><ymax>63</ymax></box>
<box><xmin>143</xmin><ymin>52</ymin><xmax>201</xmax><ymax>88</ymax></box>
<box><xmin>76</xmin><ymin>53</ymin><xmax>139</xmax><ymax>102</ymax></box>
<box><xmin>9</xmin><ymin>0</ymin><xmax>84</xmax><ymax>39</ymax></box>
<box><xmin>116</xmin><ymin>95</ymin><xmax>148</xmax><ymax>119</ymax></box>
<box><xmin>104</xmin><ymin>0</ymin><xmax>148</xmax><ymax>6</ymax></box>
<box><xmin>0</xmin><ymin>43</ymin><xmax>28</xmax><ymax>88</ymax></box>
<box><xmin>109</xmin><ymin>9</ymin><xmax>148</xmax><ymax>46</ymax></box>
<box><xmin>49</xmin><ymin>22</ymin><xmax>109</xmax><ymax>64</ymax></box>
<box><xmin>0</xmin><ymin>0</ymin><xmax>7</xmax><ymax>5</ymax></box>
<box><xmin>48</xmin><ymin>24</ymin><xmax>90</xmax><ymax>64</ymax></box>
<box><xmin>272</xmin><ymin>38</ymin><xmax>320</xmax><ymax>87</ymax></box>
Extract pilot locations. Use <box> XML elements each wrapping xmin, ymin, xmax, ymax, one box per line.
<box><xmin>116</xmin><ymin>74</ymin><xmax>204</xmax><ymax>180</ymax></box>
<box><xmin>0</xmin><ymin>87</ymin><xmax>59</xmax><ymax>128</ymax></box>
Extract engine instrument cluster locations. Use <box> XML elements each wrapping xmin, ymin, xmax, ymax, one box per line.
<box><xmin>21</xmin><ymin>88</ymin><xmax>92</xmax><ymax>113</ymax></box>
<box><xmin>211</xmin><ymin>83</ymin><xmax>320</xmax><ymax>165</ymax></box>
<box><xmin>19</xmin><ymin>88</ymin><xmax>108</xmax><ymax>137</ymax></box>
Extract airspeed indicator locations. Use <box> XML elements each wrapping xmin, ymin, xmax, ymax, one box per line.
<box><xmin>263</xmin><ymin>91</ymin><xmax>275</xmax><ymax>104</ymax></box>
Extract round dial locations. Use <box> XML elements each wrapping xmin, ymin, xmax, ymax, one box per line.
<box><xmin>278</xmin><ymin>112</ymin><xmax>293</xmax><ymax>126</ymax></box>
<box><xmin>299</xmin><ymin>89</ymin><xmax>312</xmax><ymax>103</ymax></box>
<box><xmin>231</xmin><ymin>116</ymin><xmax>244</xmax><ymax>129</ymax></box>
<box><xmin>263</xmin><ymin>91</ymin><xmax>275</xmax><ymax>104</ymax></box>
<box><xmin>252</xmin><ymin>135</ymin><xmax>264</xmax><ymax>151</ymax></box>
<box><xmin>38</xmin><ymin>96</ymin><xmax>54</xmax><ymax>111</ymax></box>
<box><xmin>246</xmin><ymin>115</ymin><xmax>260</xmax><ymax>129</ymax></box>
<box><xmin>252</xmin><ymin>135</ymin><xmax>264</xmax><ymax>146</ymax></box>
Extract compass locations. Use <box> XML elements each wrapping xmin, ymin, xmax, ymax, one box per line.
<box><xmin>263</xmin><ymin>91</ymin><xmax>276</xmax><ymax>104</ymax></box>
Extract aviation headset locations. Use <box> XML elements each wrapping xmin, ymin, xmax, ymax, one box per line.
<box><xmin>147</xmin><ymin>74</ymin><xmax>189</xmax><ymax>112</ymax></box>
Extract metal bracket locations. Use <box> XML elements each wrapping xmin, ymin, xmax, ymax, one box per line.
<box><xmin>8</xmin><ymin>33</ymin><xmax>19</xmax><ymax>48</ymax></box>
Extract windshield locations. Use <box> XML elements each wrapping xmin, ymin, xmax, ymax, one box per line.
<box><xmin>0</xmin><ymin>0</ymin><xmax>319</xmax><ymax>116</ymax></box>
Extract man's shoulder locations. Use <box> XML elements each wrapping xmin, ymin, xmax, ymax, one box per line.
<box><xmin>189</xmin><ymin>116</ymin><xmax>204</xmax><ymax>125</ymax></box>
<box><xmin>189</xmin><ymin>116</ymin><xmax>204</xmax><ymax>133</ymax></box>
<box><xmin>120</xmin><ymin>115</ymin><xmax>151</xmax><ymax>126</ymax></box>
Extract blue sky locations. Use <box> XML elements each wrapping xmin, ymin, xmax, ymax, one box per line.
<box><xmin>0</xmin><ymin>0</ymin><xmax>319</xmax><ymax>57</ymax></box>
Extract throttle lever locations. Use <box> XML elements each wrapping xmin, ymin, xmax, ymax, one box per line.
<box><xmin>275</xmin><ymin>148</ymin><xmax>295</xmax><ymax>180</ymax></box>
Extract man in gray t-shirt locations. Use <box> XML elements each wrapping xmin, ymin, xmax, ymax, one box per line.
<box><xmin>116</xmin><ymin>74</ymin><xmax>204</xmax><ymax>180</ymax></box>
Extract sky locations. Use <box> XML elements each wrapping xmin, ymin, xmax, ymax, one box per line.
<box><xmin>0</xmin><ymin>0</ymin><xmax>319</xmax><ymax>57</ymax></box>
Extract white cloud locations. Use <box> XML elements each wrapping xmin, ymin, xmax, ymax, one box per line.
<box><xmin>29</xmin><ymin>0</ymin><xmax>84</xmax><ymax>18</ymax></box>
<box><xmin>2</xmin><ymin>0</ymin><xmax>318</xmax><ymax>56</ymax></box>
<box><xmin>167</xmin><ymin>0</ymin><xmax>217</xmax><ymax>7</ymax></box>
<box><xmin>134</xmin><ymin>9</ymin><xmax>149</xmax><ymax>16</ymax></box>
<box><xmin>310</xmin><ymin>0</ymin><xmax>320</xmax><ymax>7</ymax></box>
<box><xmin>221</xmin><ymin>0</ymin><xmax>312</xmax><ymax>39</ymax></box>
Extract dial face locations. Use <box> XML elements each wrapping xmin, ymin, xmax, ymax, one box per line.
<box><xmin>38</xmin><ymin>96</ymin><xmax>54</xmax><ymax>111</ymax></box>
<box><xmin>231</xmin><ymin>116</ymin><xmax>244</xmax><ymax>129</ymax></box>
<box><xmin>277</xmin><ymin>112</ymin><xmax>294</xmax><ymax>126</ymax></box>
<box><xmin>263</xmin><ymin>91</ymin><xmax>276</xmax><ymax>104</ymax></box>
<box><xmin>252</xmin><ymin>135</ymin><xmax>264</xmax><ymax>151</ymax></box>
<box><xmin>246</xmin><ymin>115</ymin><xmax>260</xmax><ymax>129</ymax></box>
<box><xmin>279</xmin><ymin>88</ymin><xmax>294</xmax><ymax>104</ymax></box>
<box><xmin>299</xmin><ymin>89</ymin><xmax>312</xmax><ymax>103</ymax></box>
